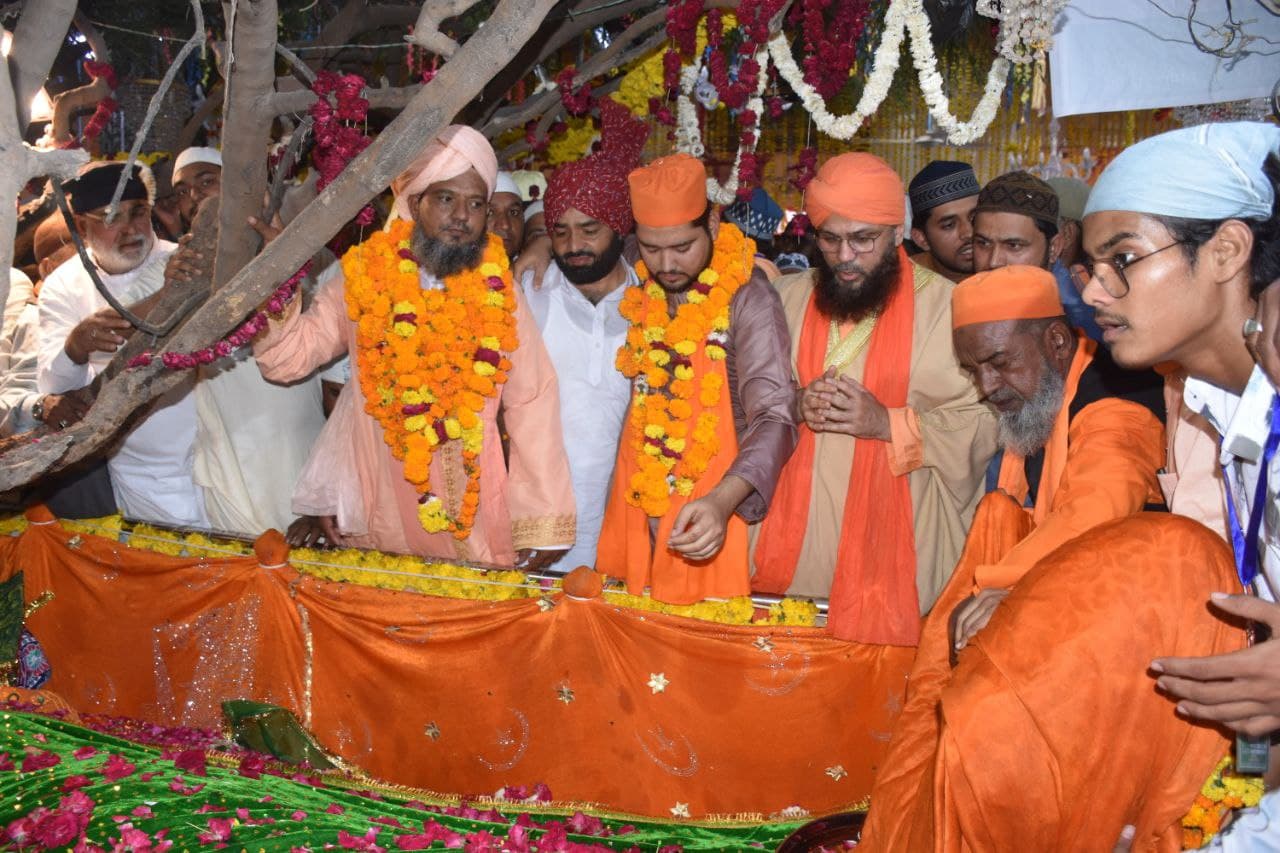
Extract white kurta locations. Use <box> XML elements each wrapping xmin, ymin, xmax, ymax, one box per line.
<box><xmin>36</xmin><ymin>240</ymin><xmax>209</xmax><ymax>528</ymax></box>
<box><xmin>0</xmin><ymin>269</ymin><xmax>39</xmax><ymax>436</ymax></box>
<box><xmin>520</xmin><ymin>264</ymin><xmax>634</xmax><ymax>571</ymax></box>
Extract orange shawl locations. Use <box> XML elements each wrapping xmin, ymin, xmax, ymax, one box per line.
<box><xmin>597</xmin><ymin>344</ymin><xmax>749</xmax><ymax>604</ymax></box>
<box><xmin>753</xmin><ymin>248</ymin><xmax>919</xmax><ymax>645</ymax></box>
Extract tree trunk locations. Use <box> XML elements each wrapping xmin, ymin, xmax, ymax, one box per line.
<box><xmin>8</xmin><ymin>0</ymin><xmax>77</xmax><ymax>129</ymax></box>
<box><xmin>0</xmin><ymin>0</ymin><xmax>562</xmax><ymax>493</ymax></box>
<box><xmin>213</xmin><ymin>0</ymin><xmax>278</xmax><ymax>290</ymax></box>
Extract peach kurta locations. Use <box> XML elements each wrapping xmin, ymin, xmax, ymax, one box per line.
<box><xmin>254</xmin><ymin>263</ymin><xmax>575</xmax><ymax>563</ymax></box>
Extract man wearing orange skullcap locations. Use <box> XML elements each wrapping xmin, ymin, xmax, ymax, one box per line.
<box><xmin>752</xmin><ymin>151</ymin><xmax>995</xmax><ymax>642</ymax></box>
<box><xmin>596</xmin><ymin>153</ymin><xmax>796</xmax><ymax>605</ymax></box>
<box><xmin>860</xmin><ymin>264</ymin><xmax>1180</xmax><ymax>851</ymax></box>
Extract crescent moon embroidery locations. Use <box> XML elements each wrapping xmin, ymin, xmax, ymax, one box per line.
<box><xmin>636</xmin><ymin>724</ymin><xmax>699</xmax><ymax>778</ymax></box>
<box><xmin>476</xmin><ymin>708</ymin><xmax>531</xmax><ymax>772</ymax></box>
<box><xmin>744</xmin><ymin>646</ymin><xmax>811</xmax><ymax>696</ymax></box>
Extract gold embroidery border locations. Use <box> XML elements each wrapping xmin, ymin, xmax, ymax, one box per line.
<box><xmin>510</xmin><ymin>514</ymin><xmax>576</xmax><ymax>550</ymax></box>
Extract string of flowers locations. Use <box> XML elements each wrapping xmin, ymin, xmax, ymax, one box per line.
<box><xmin>1181</xmin><ymin>754</ymin><xmax>1265</xmax><ymax>849</ymax></box>
<box><xmin>790</xmin><ymin>0</ymin><xmax>872</xmax><ymax>100</ymax></box>
<box><xmin>343</xmin><ymin>222</ymin><xmax>518</xmax><ymax>538</ymax></box>
<box><xmin>309</xmin><ymin>70</ymin><xmax>375</xmax><ymax>229</ymax></box>
<box><xmin>766</xmin><ymin>0</ymin><xmax>1012</xmax><ymax>145</ymax></box>
<box><xmin>616</xmin><ymin>224</ymin><xmax>755</xmax><ymax>517</ymax></box>
<box><xmin>977</xmin><ymin>0</ymin><xmax>1070</xmax><ymax>63</ymax></box>
<box><xmin>57</xmin><ymin>61</ymin><xmax>118</xmax><ymax>150</ymax></box>
<box><xmin>127</xmin><ymin>263</ymin><xmax>312</xmax><ymax>370</ymax></box>
<box><xmin>554</xmin><ymin>66</ymin><xmax>595</xmax><ymax>117</ymax></box>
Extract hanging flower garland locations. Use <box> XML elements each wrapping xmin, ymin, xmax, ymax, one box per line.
<box><xmin>309</xmin><ymin>70</ymin><xmax>375</xmax><ymax>230</ymax></box>
<box><xmin>616</xmin><ymin>224</ymin><xmax>755</xmax><ymax>518</ymax></box>
<box><xmin>792</xmin><ymin>0</ymin><xmax>872</xmax><ymax>101</ymax></box>
<box><xmin>56</xmin><ymin>61</ymin><xmax>118</xmax><ymax>150</ymax></box>
<box><xmin>766</xmin><ymin>0</ymin><xmax>1012</xmax><ymax>145</ymax></box>
<box><xmin>343</xmin><ymin>221</ymin><xmax>518</xmax><ymax>539</ymax></box>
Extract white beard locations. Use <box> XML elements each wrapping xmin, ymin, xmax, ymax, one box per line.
<box><xmin>91</xmin><ymin>231</ymin><xmax>155</xmax><ymax>276</ymax></box>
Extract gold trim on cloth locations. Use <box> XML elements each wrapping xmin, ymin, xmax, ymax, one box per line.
<box><xmin>511</xmin><ymin>514</ymin><xmax>576</xmax><ymax>550</ymax></box>
<box><xmin>822</xmin><ymin>267</ymin><xmax>934</xmax><ymax>374</ymax></box>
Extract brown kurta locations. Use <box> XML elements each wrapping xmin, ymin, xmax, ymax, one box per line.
<box><xmin>751</xmin><ymin>261</ymin><xmax>997</xmax><ymax>611</ymax></box>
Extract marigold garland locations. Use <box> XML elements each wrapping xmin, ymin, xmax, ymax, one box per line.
<box><xmin>342</xmin><ymin>220</ymin><xmax>518</xmax><ymax>539</ymax></box>
<box><xmin>1181</xmin><ymin>754</ymin><xmax>1266</xmax><ymax>849</ymax></box>
<box><xmin>616</xmin><ymin>223</ymin><xmax>755</xmax><ymax>518</ymax></box>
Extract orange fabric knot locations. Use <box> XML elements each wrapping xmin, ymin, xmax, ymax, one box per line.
<box><xmin>561</xmin><ymin>566</ymin><xmax>604</xmax><ymax>600</ymax></box>
<box><xmin>24</xmin><ymin>505</ymin><xmax>56</xmax><ymax>525</ymax></box>
<box><xmin>253</xmin><ymin>529</ymin><xmax>291</xmax><ymax>569</ymax></box>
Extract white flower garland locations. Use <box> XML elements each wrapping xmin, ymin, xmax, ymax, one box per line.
<box><xmin>977</xmin><ymin>0</ymin><xmax>1070</xmax><ymax>64</ymax></box>
<box><xmin>675</xmin><ymin>42</ymin><xmax>771</xmax><ymax>205</ymax></box>
<box><xmin>767</xmin><ymin>0</ymin><xmax>1011</xmax><ymax>146</ymax></box>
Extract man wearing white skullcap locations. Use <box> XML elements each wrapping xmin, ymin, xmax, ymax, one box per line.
<box><xmin>488</xmin><ymin>171</ymin><xmax>525</xmax><ymax>258</ymax></box>
<box><xmin>172</xmin><ymin>146</ymin><xmax>222</xmax><ymax>230</ymax></box>
<box><xmin>254</xmin><ymin>125</ymin><xmax>574</xmax><ymax>568</ymax></box>
<box><xmin>1079</xmin><ymin>121</ymin><xmax>1280</xmax><ymax>852</ymax></box>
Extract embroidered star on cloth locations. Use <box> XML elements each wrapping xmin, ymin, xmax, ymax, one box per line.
<box><xmin>670</xmin><ymin>802</ymin><xmax>690</xmax><ymax>818</ymax></box>
<box><xmin>556</xmin><ymin>684</ymin><xmax>575</xmax><ymax>704</ymax></box>
<box><xmin>647</xmin><ymin>673</ymin><xmax>669</xmax><ymax>694</ymax></box>
<box><xmin>826</xmin><ymin>765</ymin><xmax>847</xmax><ymax>781</ymax></box>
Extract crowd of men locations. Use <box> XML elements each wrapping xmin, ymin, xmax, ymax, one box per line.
<box><xmin>3</xmin><ymin>114</ymin><xmax>1279</xmax><ymax>847</ymax></box>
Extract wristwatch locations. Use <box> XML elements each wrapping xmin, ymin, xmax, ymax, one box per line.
<box><xmin>31</xmin><ymin>396</ymin><xmax>46</xmax><ymax>423</ymax></box>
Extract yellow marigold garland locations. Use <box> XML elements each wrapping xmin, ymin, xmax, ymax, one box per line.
<box><xmin>616</xmin><ymin>222</ymin><xmax>755</xmax><ymax>517</ymax></box>
<box><xmin>342</xmin><ymin>220</ymin><xmax>518</xmax><ymax>539</ymax></box>
<box><xmin>0</xmin><ymin>513</ymin><xmax>820</xmax><ymax>626</ymax></box>
<box><xmin>1182</xmin><ymin>754</ymin><xmax>1266</xmax><ymax>849</ymax></box>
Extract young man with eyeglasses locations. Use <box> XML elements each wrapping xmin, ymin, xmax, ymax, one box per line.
<box><xmin>1080</xmin><ymin>121</ymin><xmax>1280</xmax><ymax>851</ymax></box>
<box><xmin>36</xmin><ymin>161</ymin><xmax>209</xmax><ymax>528</ymax></box>
<box><xmin>751</xmin><ymin>152</ymin><xmax>996</xmax><ymax>642</ymax></box>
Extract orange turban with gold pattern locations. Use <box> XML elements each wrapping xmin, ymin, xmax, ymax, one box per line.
<box><xmin>951</xmin><ymin>265</ymin><xmax>1064</xmax><ymax>330</ymax></box>
<box><xmin>804</xmin><ymin>152</ymin><xmax>904</xmax><ymax>228</ymax></box>
<box><xmin>628</xmin><ymin>153</ymin><xmax>708</xmax><ymax>227</ymax></box>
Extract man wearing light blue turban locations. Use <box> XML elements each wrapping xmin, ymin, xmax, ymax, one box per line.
<box><xmin>1080</xmin><ymin>120</ymin><xmax>1280</xmax><ymax>852</ymax></box>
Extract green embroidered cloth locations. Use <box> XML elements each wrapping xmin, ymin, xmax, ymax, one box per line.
<box><xmin>0</xmin><ymin>710</ymin><xmax>803</xmax><ymax>850</ymax></box>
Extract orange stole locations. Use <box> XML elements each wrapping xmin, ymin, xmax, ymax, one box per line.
<box><xmin>860</xmin><ymin>504</ymin><xmax>1244</xmax><ymax>852</ymax></box>
<box><xmin>598</xmin><ymin>345</ymin><xmax>749</xmax><ymax>604</ymax></box>
<box><xmin>753</xmin><ymin>247</ymin><xmax>919</xmax><ymax>645</ymax></box>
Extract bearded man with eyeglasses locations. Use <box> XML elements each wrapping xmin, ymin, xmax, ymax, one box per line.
<box><xmin>36</xmin><ymin>161</ymin><xmax>209</xmax><ymax>528</ymax></box>
<box><xmin>751</xmin><ymin>152</ymin><xmax>996</xmax><ymax>647</ymax></box>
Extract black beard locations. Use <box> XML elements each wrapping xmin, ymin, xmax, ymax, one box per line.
<box><xmin>553</xmin><ymin>233</ymin><xmax>625</xmax><ymax>285</ymax></box>
<box><xmin>412</xmin><ymin>227</ymin><xmax>485</xmax><ymax>278</ymax></box>
<box><xmin>813</xmin><ymin>246</ymin><xmax>901</xmax><ymax>323</ymax></box>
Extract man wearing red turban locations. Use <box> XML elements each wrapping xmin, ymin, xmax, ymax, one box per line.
<box><xmin>596</xmin><ymin>152</ymin><xmax>796</xmax><ymax>605</ymax></box>
<box><xmin>521</xmin><ymin>100</ymin><xmax>647</xmax><ymax>572</ymax></box>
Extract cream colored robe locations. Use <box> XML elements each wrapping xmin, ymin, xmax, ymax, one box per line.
<box><xmin>750</xmin><ymin>262</ymin><xmax>997</xmax><ymax>612</ymax></box>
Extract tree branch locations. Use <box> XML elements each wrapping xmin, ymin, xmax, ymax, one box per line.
<box><xmin>407</xmin><ymin>0</ymin><xmax>478</xmax><ymax>58</ymax></box>
<box><xmin>8</xmin><ymin>0</ymin><xmax>76</xmax><ymax>129</ymax></box>
<box><xmin>0</xmin><ymin>0</ymin><xmax>562</xmax><ymax>493</ymax></box>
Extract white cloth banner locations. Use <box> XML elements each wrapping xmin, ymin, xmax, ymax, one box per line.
<box><xmin>1050</xmin><ymin>0</ymin><xmax>1280</xmax><ymax>117</ymax></box>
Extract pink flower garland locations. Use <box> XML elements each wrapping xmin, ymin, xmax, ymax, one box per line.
<box><xmin>58</xmin><ymin>61</ymin><xmax>118</xmax><ymax>150</ymax></box>
<box><xmin>128</xmin><ymin>263</ymin><xmax>311</xmax><ymax>371</ymax></box>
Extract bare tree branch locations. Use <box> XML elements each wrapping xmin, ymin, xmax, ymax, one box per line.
<box><xmin>8</xmin><ymin>0</ymin><xmax>76</xmax><ymax>128</ymax></box>
<box><xmin>276</xmin><ymin>44</ymin><xmax>317</xmax><ymax>86</ymax></box>
<box><xmin>407</xmin><ymin>0</ymin><xmax>478</xmax><ymax>57</ymax></box>
<box><xmin>214</xmin><ymin>0</ymin><xmax>279</xmax><ymax>290</ymax></box>
<box><xmin>0</xmin><ymin>0</ymin><xmax>562</xmax><ymax>492</ymax></box>
<box><xmin>175</xmin><ymin>83</ymin><xmax>224</xmax><ymax>153</ymax></box>
<box><xmin>105</xmin><ymin>0</ymin><xmax>206</xmax><ymax>223</ymax></box>
<box><xmin>269</xmin><ymin>80</ymin><xmax>421</xmax><ymax>116</ymax></box>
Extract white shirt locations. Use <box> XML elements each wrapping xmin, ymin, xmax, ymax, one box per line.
<box><xmin>0</xmin><ymin>270</ymin><xmax>40</xmax><ymax>436</ymax></box>
<box><xmin>1184</xmin><ymin>367</ymin><xmax>1280</xmax><ymax>601</ymax></box>
<box><xmin>36</xmin><ymin>240</ymin><xmax>208</xmax><ymax>528</ymax></box>
<box><xmin>1186</xmin><ymin>367</ymin><xmax>1280</xmax><ymax>852</ymax></box>
<box><xmin>521</xmin><ymin>263</ymin><xmax>634</xmax><ymax>571</ymax></box>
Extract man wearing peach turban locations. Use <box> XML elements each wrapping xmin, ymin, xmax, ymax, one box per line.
<box><xmin>857</xmin><ymin>266</ymin><xmax>1241</xmax><ymax>851</ymax></box>
<box><xmin>255</xmin><ymin>125</ymin><xmax>575</xmax><ymax>565</ymax></box>
<box><xmin>596</xmin><ymin>152</ymin><xmax>796</xmax><ymax>606</ymax></box>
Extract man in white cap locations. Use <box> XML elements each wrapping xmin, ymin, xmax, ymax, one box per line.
<box><xmin>254</xmin><ymin>126</ymin><xmax>574</xmax><ymax>566</ymax></box>
<box><xmin>165</xmin><ymin>145</ymin><xmax>327</xmax><ymax>538</ymax></box>
<box><xmin>487</xmin><ymin>171</ymin><xmax>525</xmax><ymax>259</ymax></box>
<box><xmin>172</xmin><ymin>146</ymin><xmax>222</xmax><ymax>233</ymax></box>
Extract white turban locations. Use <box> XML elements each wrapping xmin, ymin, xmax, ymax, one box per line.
<box><xmin>173</xmin><ymin>146</ymin><xmax>222</xmax><ymax>174</ymax></box>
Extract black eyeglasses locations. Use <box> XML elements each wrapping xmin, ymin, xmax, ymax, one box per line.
<box><xmin>1070</xmin><ymin>241</ymin><xmax>1189</xmax><ymax>298</ymax></box>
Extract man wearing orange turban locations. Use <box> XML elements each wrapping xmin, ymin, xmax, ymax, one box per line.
<box><xmin>751</xmin><ymin>152</ymin><xmax>996</xmax><ymax>641</ymax></box>
<box><xmin>255</xmin><ymin>125</ymin><xmax>575</xmax><ymax>566</ymax></box>
<box><xmin>596</xmin><ymin>153</ymin><xmax>796</xmax><ymax>606</ymax></box>
<box><xmin>859</xmin><ymin>265</ymin><xmax>1217</xmax><ymax>851</ymax></box>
